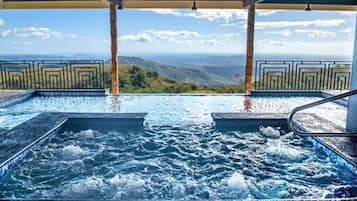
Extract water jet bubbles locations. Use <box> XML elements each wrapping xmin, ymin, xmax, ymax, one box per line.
<box><xmin>259</xmin><ymin>126</ymin><xmax>281</xmax><ymax>138</ymax></box>
<box><xmin>219</xmin><ymin>172</ymin><xmax>250</xmax><ymax>199</ymax></box>
<box><xmin>62</xmin><ymin>176</ymin><xmax>106</xmax><ymax>199</ymax></box>
<box><xmin>227</xmin><ymin>172</ymin><xmax>248</xmax><ymax>191</ymax></box>
<box><xmin>61</xmin><ymin>145</ymin><xmax>86</xmax><ymax>160</ymax></box>
<box><xmin>78</xmin><ymin>129</ymin><xmax>95</xmax><ymax>138</ymax></box>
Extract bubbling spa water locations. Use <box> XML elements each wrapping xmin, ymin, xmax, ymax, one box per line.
<box><xmin>0</xmin><ymin>126</ymin><xmax>355</xmax><ymax>200</ymax></box>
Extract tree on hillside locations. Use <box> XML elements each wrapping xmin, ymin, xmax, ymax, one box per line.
<box><xmin>130</xmin><ymin>66</ymin><xmax>147</xmax><ymax>87</ymax></box>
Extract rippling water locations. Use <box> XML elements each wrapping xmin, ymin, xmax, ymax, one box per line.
<box><xmin>0</xmin><ymin>126</ymin><xmax>356</xmax><ymax>200</ymax></box>
<box><xmin>0</xmin><ymin>95</ymin><xmax>354</xmax><ymax>199</ymax></box>
<box><xmin>0</xmin><ymin>95</ymin><xmax>347</xmax><ymax>129</ymax></box>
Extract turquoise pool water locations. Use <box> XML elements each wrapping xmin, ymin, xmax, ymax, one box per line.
<box><xmin>0</xmin><ymin>95</ymin><xmax>354</xmax><ymax>200</ymax></box>
<box><xmin>0</xmin><ymin>95</ymin><xmax>347</xmax><ymax>129</ymax></box>
<box><xmin>0</xmin><ymin>125</ymin><xmax>356</xmax><ymax>200</ymax></box>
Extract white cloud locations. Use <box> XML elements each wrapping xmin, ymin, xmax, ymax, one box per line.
<box><xmin>120</xmin><ymin>32</ymin><xmax>152</xmax><ymax>43</ymax></box>
<box><xmin>184</xmin><ymin>10</ymin><xmax>247</xmax><ymax>23</ymax></box>
<box><xmin>266</xmin><ymin>30</ymin><xmax>292</xmax><ymax>37</ymax></box>
<box><xmin>138</xmin><ymin>9</ymin><xmax>182</xmax><ymax>16</ymax></box>
<box><xmin>139</xmin><ymin>9</ymin><xmax>247</xmax><ymax>23</ymax></box>
<box><xmin>1</xmin><ymin>29</ymin><xmax>12</xmax><ymax>37</ymax></box>
<box><xmin>255</xmin><ymin>19</ymin><xmax>345</xmax><ymax>29</ymax></box>
<box><xmin>147</xmin><ymin>30</ymin><xmax>200</xmax><ymax>40</ymax></box>
<box><xmin>1</xmin><ymin>27</ymin><xmax>77</xmax><ymax>39</ymax></box>
<box><xmin>340</xmin><ymin>28</ymin><xmax>354</xmax><ymax>34</ymax></box>
<box><xmin>12</xmin><ymin>40</ymin><xmax>31</xmax><ymax>46</ymax></box>
<box><xmin>0</xmin><ymin>19</ymin><xmax>4</xmax><ymax>26</ymax></box>
<box><xmin>295</xmin><ymin>29</ymin><xmax>336</xmax><ymax>38</ymax></box>
<box><xmin>256</xmin><ymin>39</ymin><xmax>305</xmax><ymax>46</ymax></box>
<box><xmin>120</xmin><ymin>29</ymin><xmax>238</xmax><ymax>45</ymax></box>
<box><xmin>338</xmin><ymin>11</ymin><xmax>356</xmax><ymax>16</ymax></box>
<box><xmin>139</xmin><ymin>9</ymin><xmax>281</xmax><ymax>24</ymax></box>
<box><xmin>222</xmin><ymin>33</ymin><xmax>239</xmax><ymax>38</ymax></box>
<box><xmin>256</xmin><ymin>10</ymin><xmax>283</xmax><ymax>16</ymax></box>
<box><xmin>121</xmin><ymin>30</ymin><xmax>200</xmax><ymax>44</ymax></box>
<box><xmin>200</xmin><ymin>39</ymin><xmax>224</xmax><ymax>45</ymax></box>
<box><xmin>221</xmin><ymin>23</ymin><xmax>237</xmax><ymax>27</ymax></box>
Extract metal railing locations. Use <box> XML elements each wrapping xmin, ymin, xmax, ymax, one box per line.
<box><xmin>288</xmin><ymin>89</ymin><xmax>357</xmax><ymax>137</ymax></box>
<box><xmin>0</xmin><ymin>60</ymin><xmax>105</xmax><ymax>90</ymax></box>
<box><xmin>254</xmin><ymin>60</ymin><xmax>352</xmax><ymax>90</ymax></box>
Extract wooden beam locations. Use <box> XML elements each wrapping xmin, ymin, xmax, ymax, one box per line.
<box><xmin>256</xmin><ymin>3</ymin><xmax>357</xmax><ymax>11</ymax></box>
<box><xmin>1</xmin><ymin>0</ymin><xmax>244</xmax><ymax>9</ymax></box>
<box><xmin>2</xmin><ymin>1</ymin><xmax>109</xmax><ymax>9</ymax></box>
<box><xmin>2</xmin><ymin>0</ymin><xmax>357</xmax><ymax>10</ymax></box>
<box><xmin>244</xmin><ymin>2</ymin><xmax>255</xmax><ymax>94</ymax></box>
<box><xmin>110</xmin><ymin>2</ymin><xmax>119</xmax><ymax>95</ymax></box>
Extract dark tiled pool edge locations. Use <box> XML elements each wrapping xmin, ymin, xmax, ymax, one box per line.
<box><xmin>212</xmin><ymin>113</ymin><xmax>357</xmax><ymax>172</ymax></box>
<box><xmin>34</xmin><ymin>89</ymin><xmax>106</xmax><ymax>96</ymax></box>
<box><xmin>0</xmin><ymin>112</ymin><xmax>147</xmax><ymax>178</ymax></box>
<box><xmin>250</xmin><ymin>90</ymin><xmax>324</xmax><ymax>97</ymax></box>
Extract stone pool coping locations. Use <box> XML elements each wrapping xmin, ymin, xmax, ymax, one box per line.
<box><xmin>0</xmin><ymin>112</ymin><xmax>147</xmax><ymax>175</ymax></box>
<box><xmin>212</xmin><ymin>112</ymin><xmax>357</xmax><ymax>169</ymax></box>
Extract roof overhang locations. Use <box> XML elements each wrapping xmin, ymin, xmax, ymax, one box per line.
<box><xmin>0</xmin><ymin>0</ymin><xmax>356</xmax><ymax>10</ymax></box>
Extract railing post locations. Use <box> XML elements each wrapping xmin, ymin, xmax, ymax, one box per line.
<box><xmin>346</xmin><ymin>15</ymin><xmax>357</xmax><ymax>132</ymax></box>
<box><xmin>244</xmin><ymin>1</ymin><xmax>255</xmax><ymax>94</ymax></box>
<box><xmin>110</xmin><ymin>2</ymin><xmax>119</xmax><ymax>95</ymax></box>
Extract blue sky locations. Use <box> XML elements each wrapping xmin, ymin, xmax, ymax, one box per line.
<box><xmin>0</xmin><ymin>8</ymin><xmax>355</xmax><ymax>56</ymax></box>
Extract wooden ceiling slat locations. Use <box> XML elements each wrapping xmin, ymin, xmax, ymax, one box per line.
<box><xmin>1</xmin><ymin>0</ymin><xmax>357</xmax><ymax>10</ymax></box>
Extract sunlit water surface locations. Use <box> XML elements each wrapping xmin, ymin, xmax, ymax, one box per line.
<box><xmin>0</xmin><ymin>95</ymin><xmax>347</xmax><ymax>129</ymax></box>
<box><xmin>0</xmin><ymin>95</ymin><xmax>354</xmax><ymax>200</ymax></box>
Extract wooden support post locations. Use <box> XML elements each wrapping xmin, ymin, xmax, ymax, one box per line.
<box><xmin>244</xmin><ymin>2</ymin><xmax>255</xmax><ymax>94</ymax></box>
<box><xmin>110</xmin><ymin>2</ymin><xmax>119</xmax><ymax>95</ymax></box>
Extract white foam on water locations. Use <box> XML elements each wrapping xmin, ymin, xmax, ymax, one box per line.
<box><xmin>107</xmin><ymin>174</ymin><xmax>147</xmax><ymax>199</ymax></box>
<box><xmin>62</xmin><ymin>176</ymin><xmax>105</xmax><ymax>198</ymax></box>
<box><xmin>265</xmin><ymin>140</ymin><xmax>307</xmax><ymax>162</ymax></box>
<box><xmin>62</xmin><ymin>145</ymin><xmax>85</xmax><ymax>159</ymax></box>
<box><xmin>227</xmin><ymin>172</ymin><xmax>248</xmax><ymax>191</ymax></box>
<box><xmin>108</xmin><ymin>175</ymin><xmax>121</xmax><ymax>186</ymax></box>
<box><xmin>108</xmin><ymin>174</ymin><xmax>145</xmax><ymax>188</ymax></box>
<box><xmin>78</xmin><ymin>129</ymin><xmax>95</xmax><ymax>138</ymax></box>
<box><xmin>259</xmin><ymin>126</ymin><xmax>280</xmax><ymax>138</ymax></box>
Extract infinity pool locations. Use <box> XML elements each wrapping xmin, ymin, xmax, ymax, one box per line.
<box><xmin>1</xmin><ymin>125</ymin><xmax>356</xmax><ymax>200</ymax></box>
<box><xmin>0</xmin><ymin>94</ymin><xmax>354</xmax><ymax>200</ymax></box>
<box><xmin>0</xmin><ymin>95</ymin><xmax>347</xmax><ymax>129</ymax></box>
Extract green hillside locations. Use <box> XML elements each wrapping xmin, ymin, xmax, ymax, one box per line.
<box><xmin>104</xmin><ymin>64</ymin><xmax>244</xmax><ymax>93</ymax></box>
<box><xmin>114</xmin><ymin>56</ymin><xmax>229</xmax><ymax>86</ymax></box>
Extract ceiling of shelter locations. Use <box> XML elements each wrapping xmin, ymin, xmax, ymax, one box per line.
<box><xmin>0</xmin><ymin>0</ymin><xmax>356</xmax><ymax>10</ymax></box>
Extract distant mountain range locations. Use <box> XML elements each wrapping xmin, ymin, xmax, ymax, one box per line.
<box><xmin>114</xmin><ymin>56</ymin><xmax>233</xmax><ymax>86</ymax></box>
